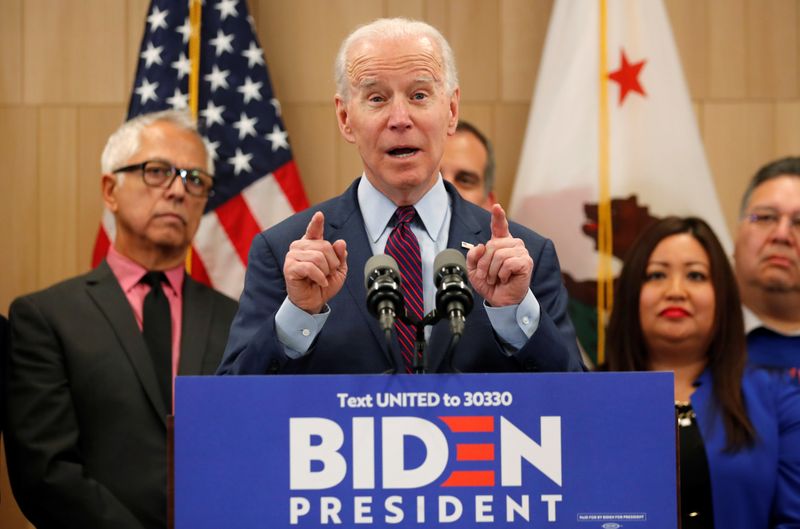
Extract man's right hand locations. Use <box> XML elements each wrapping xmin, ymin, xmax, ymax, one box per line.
<box><xmin>284</xmin><ymin>211</ymin><xmax>348</xmax><ymax>314</ymax></box>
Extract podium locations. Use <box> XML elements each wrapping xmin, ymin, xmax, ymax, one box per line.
<box><xmin>174</xmin><ymin>372</ymin><xmax>677</xmax><ymax>528</ymax></box>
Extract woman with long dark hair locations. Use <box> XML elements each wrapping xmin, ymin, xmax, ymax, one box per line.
<box><xmin>606</xmin><ymin>216</ymin><xmax>800</xmax><ymax>529</ymax></box>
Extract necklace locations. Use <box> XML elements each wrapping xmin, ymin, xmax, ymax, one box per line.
<box><xmin>675</xmin><ymin>401</ymin><xmax>696</xmax><ymax>427</ymax></box>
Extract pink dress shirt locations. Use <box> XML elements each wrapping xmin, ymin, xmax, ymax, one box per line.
<box><xmin>106</xmin><ymin>246</ymin><xmax>184</xmax><ymax>411</ymax></box>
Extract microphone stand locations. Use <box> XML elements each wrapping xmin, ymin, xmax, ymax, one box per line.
<box><xmin>397</xmin><ymin>309</ymin><xmax>442</xmax><ymax>374</ymax></box>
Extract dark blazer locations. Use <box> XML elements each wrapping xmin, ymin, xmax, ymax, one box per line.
<box><xmin>4</xmin><ymin>261</ymin><xmax>237</xmax><ymax>529</ymax></box>
<box><xmin>0</xmin><ymin>314</ymin><xmax>7</xmax><ymax>433</ymax></box>
<box><xmin>219</xmin><ymin>179</ymin><xmax>583</xmax><ymax>375</ymax></box>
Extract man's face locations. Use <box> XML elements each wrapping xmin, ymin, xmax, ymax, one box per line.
<box><xmin>440</xmin><ymin>130</ymin><xmax>491</xmax><ymax>209</ymax></box>
<box><xmin>734</xmin><ymin>175</ymin><xmax>800</xmax><ymax>293</ymax></box>
<box><xmin>335</xmin><ymin>35</ymin><xmax>459</xmax><ymax>206</ymax></box>
<box><xmin>103</xmin><ymin>121</ymin><xmax>209</xmax><ymax>260</ymax></box>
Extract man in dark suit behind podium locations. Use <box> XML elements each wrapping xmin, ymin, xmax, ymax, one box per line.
<box><xmin>4</xmin><ymin>110</ymin><xmax>237</xmax><ymax>529</ymax></box>
<box><xmin>218</xmin><ymin>18</ymin><xmax>583</xmax><ymax>376</ymax></box>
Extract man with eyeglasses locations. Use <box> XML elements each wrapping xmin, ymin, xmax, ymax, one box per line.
<box><xmin>733</xmin><ymin>157</ymin><xmax>800</xmax><ymax>381</ymax></box>
<box><xmin>4</xmin><ymin>110</ymin><xmax>237</xmax><ymax>529</ymax></box>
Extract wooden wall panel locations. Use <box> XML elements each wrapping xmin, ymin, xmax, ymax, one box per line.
<box><xmin>775</xmin><ymin>101</ymin><xmax>800</xmax><ymax>155</ymax></box>
<box><xmin>77</xmin><ymin>106</ymin><xmax>126</xmax><ymax>271</ymax></box>
<box><xmin>0</xmin><ymin>0</ymin><xmax>22</xmax><ymax>103</ymax></box>
<box><xmin>23</xmin><ymin>0</ymin><xmax>126</xmax><ymax>104</ymax></box>
<box><xmin>494</xmin><ymin>103</ymin><xmax>531</xmax><ymax>209</ymax></box>
<box><xmin>282</xmin><ymin>103</ymin><xmax>340</xmax><ymax>205</ymax></box>
<box><xmin>665</xmin><ymin>0</ymin><xmax>709</xmax><ymax>99</ymax></box>
<box><xmin>458</xmin><ymin>103</ymin><xmax>493</xmax><ymax>135</ymax></box>
<box><xmin>424</xmin><ymin>0</ymin><xmax>449</xmax><ymax>36</ymax></box>
<box><xmin>745</xmin><ymin>0</ymin><xmax>798</xmax><ymax>98</ymax></box>
<box><xmin>335</xmin><ymin>135</ymin><xmax>365</xmax><ymax>194</ymax></box>
<box><xmin>126</xmin><ymin>0</ymin><xmax>151</xmax><ymax>97</ymax></box>
<box><xmin>247</xmin><ymin>0</ymin><xmax>259</xmax><ymax>21</ymax></box>
<box><xmin>257</xmin><ymin>0</ymin><xmax>382</xmax><ymax>104</ymax></box>
<box><xmin>0</xmin><ymin>107</ymin><xmax>39</xmax><ymax>313</ymax></box>
<box><xmin>448</xmin><ymin>0</ymin><xmax>501</xmax><ymax>102</ymax></box>
<box><xmin>38</xmin><ymin>108</ymin><xmax>79</xmax><ymax>287</ymax></box>
<box><xmin>387</xmin><ymin>0</ymin><xmax>424</xmax><ymax>19</ymax></box>
<box><xmin>500</xmin><ymin>0</ymin><xmax>553</xmax><ymax>102</ymax></box>
<box><xmin>703</xmin><ymin>102</ymin><xmax>774</xmax><ymax>232</ymax></box>
<box><xmin>708</xmin><ymin>0</ymin><xmax>746</xmax><ymax>99</ymax></box>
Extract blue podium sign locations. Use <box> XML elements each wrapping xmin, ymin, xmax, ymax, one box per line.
<box><xmin>175</xmin><ymin>372</ymin><xmax>676</xmax><ymax>528</ymax></box>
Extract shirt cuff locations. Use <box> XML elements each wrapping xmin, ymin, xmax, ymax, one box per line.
<box><xmin>484</xmin><ymin>289</ymin><xmax>540</xmax><ymax>353</ymax></box>
<box><xmin>275</xmin><ymin>297</ymin><xmax>330</xmax><ymax>359</ymax></box>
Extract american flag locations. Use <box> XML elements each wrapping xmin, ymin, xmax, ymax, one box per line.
<box><xmin>92</xmin><ymin>0</ymin><xmax>309</xmax><ymax>299</ymax></box>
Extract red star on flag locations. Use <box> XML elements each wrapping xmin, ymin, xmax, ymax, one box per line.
<box><xmin>608</xmin><ymin>49</ymin><xmax>646</xmax><ymax>105</ymax></box>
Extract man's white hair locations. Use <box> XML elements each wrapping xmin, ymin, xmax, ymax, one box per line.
<box><xmin>334</xmin><ymin>18</ymin><xmax>459</xmax><ymax>101</ymax></box>
<box><xmin>100</xmin><ymin>109</ymin><xmax>214</xmax><ymax>176</ymax></box>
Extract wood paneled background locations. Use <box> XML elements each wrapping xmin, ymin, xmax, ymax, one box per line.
<box><xmin>0</xmin><ymin>0</ymin><xmax>798</xmax><ymax>526</ymax></box>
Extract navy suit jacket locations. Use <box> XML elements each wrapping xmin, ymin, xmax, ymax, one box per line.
<box><xmin>218</xmin><ymin>179</ymin><xmax>583</xmax><ymax>375</ymax></box>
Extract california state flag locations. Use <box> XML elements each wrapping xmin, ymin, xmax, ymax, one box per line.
<box><xmin>509</xmin><ymin>0</ymin><xmax>730</xmax><ymax>366</ymax></box>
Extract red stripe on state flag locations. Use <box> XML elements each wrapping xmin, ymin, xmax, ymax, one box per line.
<box><xmin>91</xmin><ymin>226</ymin><xmax>111</xmax><ymax>268</ymax></box>
<box><xmin>214</xmin><ymin>196</ymin><xmax>262</xmax><ymax>265</ymax></box>
<box><xmin>273</xmin><ymin>160</ymin><xmax>309</xmax><ymax>211</ymax></box>
<box><xmin>439</xmin><ymin>416</ymin><xmax>494</xmax><ymax>433</ymax></box>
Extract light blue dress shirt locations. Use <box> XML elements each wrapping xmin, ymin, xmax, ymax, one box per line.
<box><xmin>275</xmin><ymin>176</ymin><xmax>540</xmax><ymax>358</ymax></box>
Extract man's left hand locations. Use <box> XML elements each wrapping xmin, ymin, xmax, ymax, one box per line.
<box><xmin>466</xmin><ymin>204</ymin><xmax>533</xmax><ymax>306</ymax></box>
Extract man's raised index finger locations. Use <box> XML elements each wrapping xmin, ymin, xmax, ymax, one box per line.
<box><xmin>490</xmin><ymin>204</ymin><xmax>511</xmax><ymax>239</ymax></box>
<box><xmin>304</xmin><ymin>211</ymin><xmax>325</xmax><ymax>240</ymax></box>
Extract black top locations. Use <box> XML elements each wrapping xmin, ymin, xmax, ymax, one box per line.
<box><xmin>677</xmin><ymin>402</ymin><xmax>715</xmax><ymax>529</ymax></box>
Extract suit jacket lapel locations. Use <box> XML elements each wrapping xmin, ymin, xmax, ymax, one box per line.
<box><xmin>85</xmin><ymin>261</ymin><xmax>169</xmax><ymax>426</ymax></box>
<box><xmin>428</xmin><ymin>186</ymin><xmax>485</xmax><ymax>372</ymax></box>
<box><xmin>178</xmin><ymin>277</ymin><xmax>212</xmax><ymax>376</ymax></box>
<box><xmin>327</xmin><ymin>180</ymin><xmax>399</xmax><ymax>372</ymax></box>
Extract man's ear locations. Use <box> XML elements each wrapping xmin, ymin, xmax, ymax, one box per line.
<box><xmin>101</xmin><ymin>174</ymin><xmax>120</xmax><ymax>213</ymax></box>
<box><xmin>447</xmin><ymin>87</ymin><xmax>461</xmax><ymax>135</ymax></box>
<box><xmin>335</xmin><ymin>95</ymin><xmax>356</xmax><ymax>144</ymax></box>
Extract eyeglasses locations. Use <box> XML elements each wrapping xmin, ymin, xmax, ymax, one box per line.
<box><xmin>745</xmin><ymin>210</ymin><xmax>800</xmax><ymax>236</ymax></box>
<box><xmin>112</xmin><ymin>160</ymin><xmax>215</xmax><ymax>197</ymax></box>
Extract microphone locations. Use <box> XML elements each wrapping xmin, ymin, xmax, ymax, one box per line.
<box><xmin>434</xmin><ymin>249</ymin><xmax>474</xmax><ymax>339</ymax></box>
<box><xmin>364</xmin><ymin>254</ymin><xmax>404</xmax><ymax>342</ymax></box>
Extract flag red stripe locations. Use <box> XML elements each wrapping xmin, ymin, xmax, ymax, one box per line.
<box><xmin>456</xmin><ymin>443</ymin><xmax>495</xmax><ymax>461</ymax></box>
<box><xmin>214</xmin><ymin>196</ymin><xmax>261</xmax><ymax>265</ymax></box>
<box><xmin>439</xmin><ymin>416</ymin><xmax>494</xmax><ymax>432</ymax></box>
<box><xmin>441</xmin><ymin>470</ymin><xmax>495</xmax><ymax>487</ymax></box>
<box><xmin>273</xmin><ymin>160</ymin><xmax>309</xmax><ymax>211</ymax></box>
<box><xmin>91</xmin><ymin>225</ymin><xmax>111</xmax><ymax>267</ymax></box>
<box><xmin>189</xmin><ymin>245</ymin><xmax>212</xmax><ymax>286</ymax></box>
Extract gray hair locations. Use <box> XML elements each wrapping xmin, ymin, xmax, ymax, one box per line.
<box><xmin>100</xmin><ymin>109</ymin><xmax>213</xmax><ymax>176</ymax></box>
<box><xmin>739</xmin><ymin>156</ymin><xmax>800</xmax><ymax>217</ymax></box>
<box><xmin>334</xmin><ymin>18</ymin><xmax>459</xmax><ymax>101</ymax></box>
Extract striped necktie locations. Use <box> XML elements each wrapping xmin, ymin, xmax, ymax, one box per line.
<box><xmin>384</xmin><ymin>206</ymin><xmax>423</xmax><ymax>373</ymax></box>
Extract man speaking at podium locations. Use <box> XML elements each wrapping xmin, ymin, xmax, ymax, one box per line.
<box><xmin>219</xmin><ymin>18</ymin><xmax>583</xmax><ymax>375</ymax></box>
